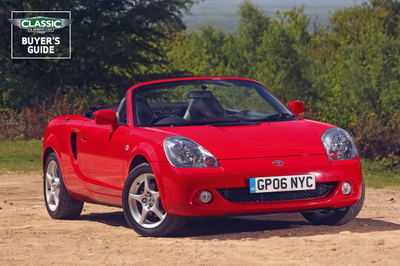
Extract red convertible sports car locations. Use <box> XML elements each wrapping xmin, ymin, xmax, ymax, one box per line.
<box><xmin>42</xmin><ymin>77</ymin><xmax>364</xmax><ymax>236</ymax></box>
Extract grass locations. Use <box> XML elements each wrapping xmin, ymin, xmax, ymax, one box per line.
<box><xmin>361</xmin><ymin>159</ymin><xmax>400</xmax><ymax>188</ymax></box>
<box><xmin>1</xmin><ymin>140</ymin><xmax>400</xmax><ymax>188</ymax></box>
<box><xmin>0</xmin><ymin>140</ymin><xmax>43</xmax><ymax>174</ymax></box>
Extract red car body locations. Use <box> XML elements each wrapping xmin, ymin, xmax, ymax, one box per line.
<box><xmin>42</xmin><ymin>77</ymin><xmax>363</xmax><ymax>235</ymax></box>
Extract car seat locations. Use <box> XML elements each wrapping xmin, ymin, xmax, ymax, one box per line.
<box><xmin>136</xmin><ymin>96</ymin><xmax>155</xmax><ymax>126</ymax></box>
<box><xmin>183</xmin><ymin>91</ymin><xmax>225</xmax><ymax>121</ymax></box>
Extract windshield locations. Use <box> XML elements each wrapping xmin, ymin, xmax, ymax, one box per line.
<box><xmin>133</xmin><ymin>79</ymin><xmax>297</xmax><ymax>127</ymax></box>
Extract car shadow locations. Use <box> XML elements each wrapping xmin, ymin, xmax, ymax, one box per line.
<box><xmin>175</xmin><ymin>213</ymin><xmax>400</xmax><ymax>240</ymax></box>
<box><xmin>77</xmin><ymin>211</ymin><xmax>400</xmax><ymax>240</ymax></box>
<box><xmin>79</xmin><ymin>211</ymin><xmax>130</xmax><ymax>228</ymax></box>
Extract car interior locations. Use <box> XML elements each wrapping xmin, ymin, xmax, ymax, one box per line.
<box><xmin>83</xmin><ymin>83</ymin><xmax>290</xmax><ymax>127</ymax></box>
<box><xmin>83</xmin><ymin>89</ymin><xmax>228</xmax><ymax>126</ymax></box>
<box><xmin>83</xmin><ymin>97</ymin><xmax>128</xmax><ymax>125</ymax></box>
<box><xmin>136</xmin><ymin>89</ymin><xmax>233</xmax><ymax>126</ymax></box>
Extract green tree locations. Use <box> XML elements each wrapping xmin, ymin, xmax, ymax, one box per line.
<box><xmin>0</xmin><ymin>0</ymin><xmax>196</xmax><ymax>110</ymax></box>
<box><xmin>167</xmin><ymin>2</ymin><xmax>313</xmax><ymax>103</ymax></box>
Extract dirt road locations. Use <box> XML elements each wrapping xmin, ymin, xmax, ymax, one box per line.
<box><xmin>1</xmin><ymin>172</ymin><xmax>400</xmax><ymax>265</ymax></box>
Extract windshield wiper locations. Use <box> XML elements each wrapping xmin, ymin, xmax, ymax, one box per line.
<box><xmin>241</xmin><ymin>113</ymin><xmax>296</xmax><ymax>122</ymax></box>
<box><xmin>172</xmin><ymin>113</ymin><xmax>296</xmax><ymax>127</ymax></box>
<box><xmin>173</xmin><ymin>117</ymin><xmax>242</xmax><ymax>126</ymax></box>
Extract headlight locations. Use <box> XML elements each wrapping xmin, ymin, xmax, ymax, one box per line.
<box><xmin>163</xmin><ymin>136</ymin><xmax>219</xmax><ymax>168</ymax></box>
<box><xmin>321</xmin><ymin>128</ymin><xmax>358</xmax><ymax>161</ymax></box>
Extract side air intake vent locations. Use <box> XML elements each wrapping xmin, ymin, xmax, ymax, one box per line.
<box><xmin>71</xmin><ymin>132</ymin><xmax>77</xmax><ymax>159</ymax></box>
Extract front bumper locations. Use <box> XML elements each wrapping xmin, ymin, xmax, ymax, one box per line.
<box><xmin>151</xmin><ymin>155</ymin><xmax>363</xmax><ymax>216</ymax></box>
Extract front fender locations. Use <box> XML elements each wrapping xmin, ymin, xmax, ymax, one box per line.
<box><xmin>125</xmin><ymin>140</ymin><xmax>169</xmax><ymax>207</ymax></box>
<box><xmin>42</xmin><ymin>133</ymin><xmax>62</xmax><ymax>174</ymax></box>
<box><xmin>125</xmin><ymin>140</ymin><xmax>165</xmax><ymax>177</ymax></box>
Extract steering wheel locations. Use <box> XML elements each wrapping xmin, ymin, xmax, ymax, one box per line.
<box><xmin>148</xmin><ymin>113</ymin><xmax>179</xmax><ymax>125</ymax></box>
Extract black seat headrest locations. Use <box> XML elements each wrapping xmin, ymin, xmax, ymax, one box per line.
<box><xmin>187</xmin><ymin>91</ymin><xmax>213</xmax><ymax>99</ymax></box>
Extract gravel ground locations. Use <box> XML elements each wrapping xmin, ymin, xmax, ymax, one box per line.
<box><xmin>1</xmin><ymin>172</ymin><xmax>400</xmax><ymax>265</ymax></box>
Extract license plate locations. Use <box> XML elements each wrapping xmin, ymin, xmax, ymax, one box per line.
<box><xmin>249</xmin><ymin>174</ymin><xmax>316</xmax><ymax>194</ymax></box>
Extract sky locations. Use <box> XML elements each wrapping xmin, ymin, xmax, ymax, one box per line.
<box><xmin>183</xmin><ymin>0</ymin><xmax>363</xmax><ymax>32</ymax></box>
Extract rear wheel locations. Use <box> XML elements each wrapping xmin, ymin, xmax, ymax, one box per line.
<box><xmin>43</xmin><ymin>153</ymin><xmax>83</xmax><ymax>219</ymax></box>
<box><xmin>301</xmin><ymin>180</ymin><xmax>365</xmax><ymax>226</ymax></box>
<box><xmin>122</xmin><ymin>163</ymin><xmax>186</xmax><ymax>237</ymax></box>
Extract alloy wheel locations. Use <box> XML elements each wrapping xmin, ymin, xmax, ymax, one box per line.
<box><xmin>45</xmin><ymin>160</ymin><xmax>60</xmax><ymax>211</ymax></box>
<box><xmin>128</xmin><ymin>173</ymin><xmax>166</xmax><ymax>228</ymax></box>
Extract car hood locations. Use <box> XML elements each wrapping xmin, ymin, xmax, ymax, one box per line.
<box><xmin>146</xmin><ymin>120</ymin><xmax>333</xmax><ymax>160</ymax></box>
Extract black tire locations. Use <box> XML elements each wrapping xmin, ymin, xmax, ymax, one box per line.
<box><xmin>122</xmin><ymin>162</ymin><xmax>186</xmax><ymax>237</ymax></box>
<box><xmin>301</xmin><ymin>180</ymin><xmax>365</xmax><ymax>226</ymax></box>
<box><xmin>43</xmin><ymin>152</ymin><xmax>84</xmax><ymax>219</ymax></box>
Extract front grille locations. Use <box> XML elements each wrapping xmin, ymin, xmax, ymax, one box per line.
<box><xmin>216</xmin><ymin>182</ymin><xmax>337</xmax><ymax>203</ymax></box>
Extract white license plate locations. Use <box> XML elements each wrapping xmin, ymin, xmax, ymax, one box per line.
<box><xmin>249</xmin><ymin>174</ymin><xmax>316</xmax><ymax>194</ymax></box>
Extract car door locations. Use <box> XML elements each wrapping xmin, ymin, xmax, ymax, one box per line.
<box><xmin>77</xmin><ymin>120</ymin><xmax>129</xmax><ymax>196</ymax></box>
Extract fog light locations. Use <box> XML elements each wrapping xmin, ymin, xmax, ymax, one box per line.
<box><xmin>342</xmin><ymin>182</ymin><xmax>352</xmax><ymax>195</ymax></box>
<box><xmin>199</xmin><ymin>190</ymin><xmax>213</xmax><ymax>204</ymax></box>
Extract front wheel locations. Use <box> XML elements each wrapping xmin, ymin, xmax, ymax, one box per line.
<box><xmin>301</xmin><ymin>180</ymin><xmax>365</xmax><ymax>226</ymax></box>
<box><xmin>122</xmin><ymin>163</ymin><xmax>186</xmax><ymax>237</ymax></box>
